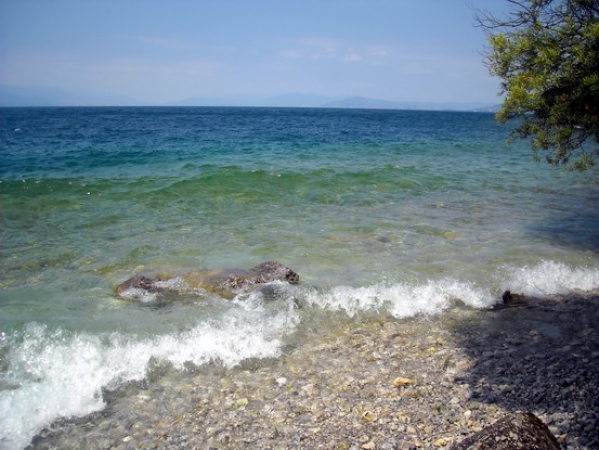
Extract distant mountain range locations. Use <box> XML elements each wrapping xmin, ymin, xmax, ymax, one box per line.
<box><xmin>320</xmin><ymin>96</ymin><xmax>498</xmax><ymax>112</ymax></box>
<box><xmin>168</xmin><ymin>94</ymin><xmax>498</xmax><ymax>111</ymax></box>
<box><xmin>0</xmin><ymin>85</ymin><xmax>499</xmax><ymax>112</ymax></box>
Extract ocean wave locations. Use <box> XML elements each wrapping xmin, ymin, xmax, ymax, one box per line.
<box><xmin>0</xmin><ymin>302</ymin><xmax>298</xmax><ymax>450</ymax></box>
<box><xmin>500</xmin><ymin>260</ymin><xmax>599</xmax><ymax>297</ymax></box>
<box><xmin>301</xmin><ymin>260</ymin><xmax>599</xmax><ymax>318</ymax></box>
<box><xmin>301</xmin><ymin>278</ymin><xmax>495</xmax><ymax>318</ymax></box>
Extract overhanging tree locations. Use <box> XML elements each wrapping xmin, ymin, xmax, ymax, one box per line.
<box><xmin>477</xmin><ymin>0</ymin><xmax>599</xmax><ymax>169</ymax></box>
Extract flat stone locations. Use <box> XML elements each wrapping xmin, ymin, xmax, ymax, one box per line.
<box><xmin>393</xmin><ymin>377</ymin><xmax>414</xmax><ymax>387</ymax></box>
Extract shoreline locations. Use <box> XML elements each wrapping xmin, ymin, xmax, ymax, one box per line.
<box><xmin>28</xmin><ymin>293</ymin><xmax>599</xmax><ymax>450</ymax></box>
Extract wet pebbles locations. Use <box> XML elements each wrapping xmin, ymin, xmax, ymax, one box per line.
<box><xmin>29</xmin><ymin>294</ymin><xmax>599</xmax><ymax>450</ymax></box>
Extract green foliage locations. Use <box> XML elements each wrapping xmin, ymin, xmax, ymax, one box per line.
<box><xmin>478</xmin><ymin>0</ymin><xmax>599</xmax><ymax>169</ymax></box>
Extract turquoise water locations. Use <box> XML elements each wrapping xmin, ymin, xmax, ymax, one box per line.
<box><xmin>1</xmin><ymin>107</ymin><xmax>599</xmax><ymax>448</ymax></box>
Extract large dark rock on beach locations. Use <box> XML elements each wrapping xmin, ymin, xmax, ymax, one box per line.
<box><xmin>114</xmin><ymin>261</ymin><xmax>299</xmax><ymax>300</ymax></box>
<box><xmin>451</xmin><ymin>411</ymin><xmax>560</xmax><ymax>450</ymax></box>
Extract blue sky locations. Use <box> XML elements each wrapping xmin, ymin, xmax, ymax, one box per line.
<box><xmin>0</xmin><ymin>0</ymin><xmax>510</xmax><ymax>106</ymax></box>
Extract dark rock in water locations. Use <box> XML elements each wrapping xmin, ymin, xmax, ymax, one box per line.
<box><xmin>114</xmin><ymin>261</ymin><xmax>299</xmax><ymax>300</ymax></box>
<box><xmin>450</xmin><ymin>411</ymin><xmax>560</xmax><ymax>450</ymax></box>
<box><xmin>490</xmin><ymin>290</ymin><xmax>529</xmax><ymax>310</ymax></box>
<box><xmin>500</xmin><ymin>290</ymin><xmax>528</xmax><ymax>304</ymax></box>
<box><xmin>114</xmin><ymin>274</ymin><xmax>166</xmax><ymax>295</ymax></box>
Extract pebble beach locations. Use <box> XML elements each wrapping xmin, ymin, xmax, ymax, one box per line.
<box><xmin>28</xmin><ymin>293</ymin><xmax>599</xmax><ymax>450</ymax></box>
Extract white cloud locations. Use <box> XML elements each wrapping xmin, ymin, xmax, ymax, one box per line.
<box><xmin>368</xmin><ymin>45</ymin><xmax>389</xmax><ymax>57</ymax></box>
<box><xmin>401</xmin><ymin>61</ymin><xmax>434</xmax><ymax>74</ymax></box>
<box><xmin>278</xmin><ymin>37</ymin><xmax>392</xmax><ymax>65</ymax></box>
<box><xmin>278</xmin><ymin>49</ymin><xmax>302</xmax><ymax>59</ymax></box>
<box><xmin>127</xmin><ymin>36</ymin><xmax>190</xmax><ymax>50</ymax></box>
<box><xmin>343</xmin><ymin>53</ymin><xmax>362</xmax><ymax>62</ymax></box>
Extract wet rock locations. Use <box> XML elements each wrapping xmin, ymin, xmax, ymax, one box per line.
<box><xmin>450</xmin><ymin>411</ymin><xmax>560</xmax><ymax>450</ymax></box>
<box><xmin>115</xmin><ymin>261</ymin><xmax>299</xmax><ymax>300</ymax></box>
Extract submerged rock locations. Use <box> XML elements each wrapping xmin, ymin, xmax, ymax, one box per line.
<box><xmin>450</xmin><ymin>411</ymin><xmax>560</xmax><ymax>450</ymax></box>
<box><xmin>114</xmin><ymin>261</ymin><xmax>299</xmax><ymax>300</ymax></box>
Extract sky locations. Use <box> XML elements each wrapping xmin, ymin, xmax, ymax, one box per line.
<box><xmin>0</xmin><ymin>0</ymin><xmax>511</xmax><ymax>106</ymax></box>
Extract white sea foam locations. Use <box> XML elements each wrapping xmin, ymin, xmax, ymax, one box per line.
<box><xmin>118</xmin><ymin>287</ymin><xmax>158</xmax><ymax>302</ymax></box>
<box><xmin>117</xmin><ymin>276</ymin><xmax>189</xmax><ymax>302</ymax></box>
<box><xmin>0</xmin><ymin>304</ymin><xmax>298</xmax><ymax>450</ymax></box>
<box><xmin>501</xmin><ymin>260</ymin><xmax>599</xmax><ymax>297</ymax></box>
<box><xmin>303</xmin><ymin>278</ymin><xmax>496</xmax><ymax>318</ymax></box>
<box><xmin>302</xmin><ymin>260</ymin><xmax>599</xmax><ymax>318</ymax></box>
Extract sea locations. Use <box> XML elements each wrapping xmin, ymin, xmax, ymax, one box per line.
<box><xmin>1</xmin><ymin>106</ymin><xmax>599</xmax><ymax>449</ymax></box>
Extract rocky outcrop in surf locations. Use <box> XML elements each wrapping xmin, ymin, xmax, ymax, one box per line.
<box><xmin>114</xmin><ymin>261</ymin><xmax>299</xmax><ymax>300</ymax></box>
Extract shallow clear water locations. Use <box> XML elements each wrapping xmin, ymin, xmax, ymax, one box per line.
<box><xmin>1</xmin><ymin>107</ymin><xmax>599</xmax><ymax>449</ymax></box>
